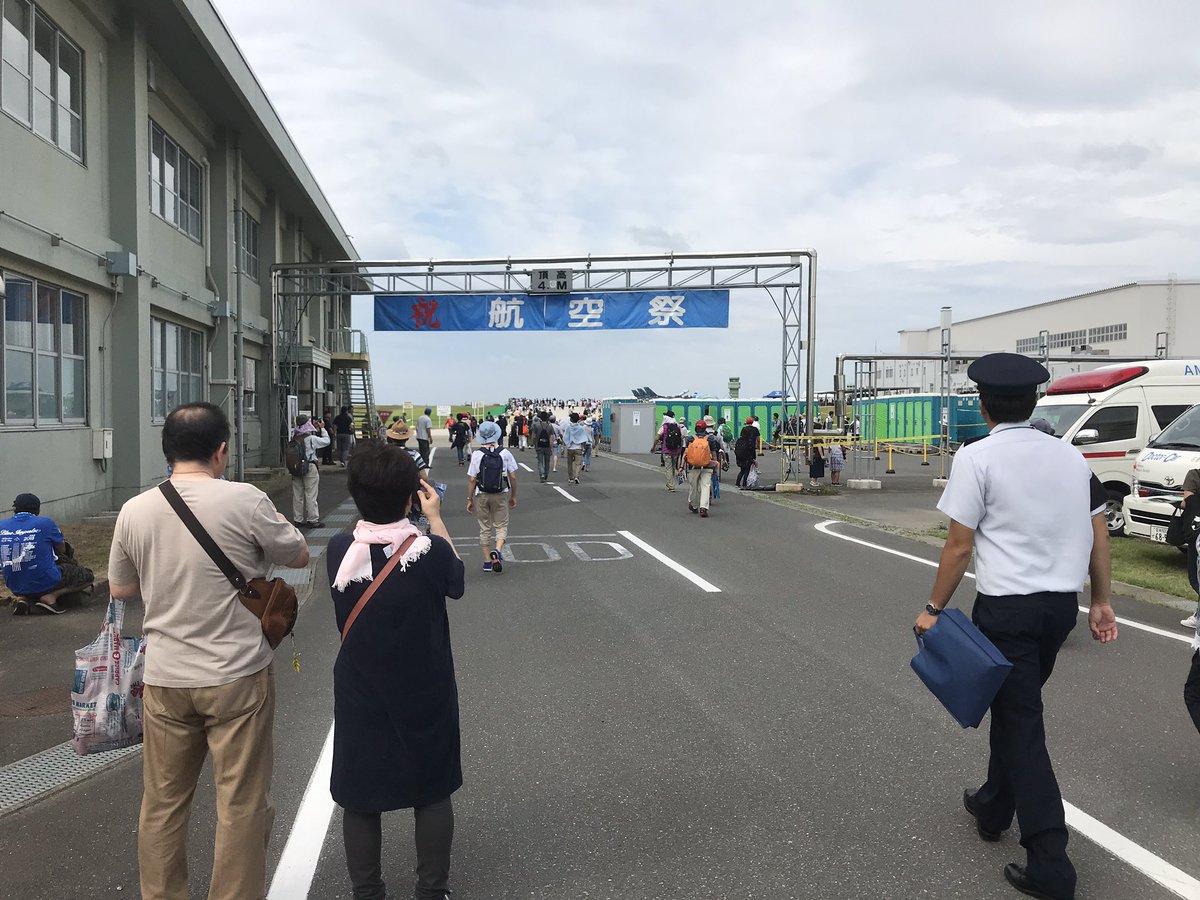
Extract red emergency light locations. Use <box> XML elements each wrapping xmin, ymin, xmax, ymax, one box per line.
<box><xmin>1045</xmin><ymin>365</ymin><xmax>1148</xmax><ymax>396</ymax></box>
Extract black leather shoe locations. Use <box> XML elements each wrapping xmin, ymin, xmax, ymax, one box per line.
<box><xmin>963</xmin><ymin>790</ymin><xmax>1003</xmax><ymax>842</ymax></box>
<box><xmin>1003</xmin><ymin>863</ymin><xmax>1066</xmax><ymax>899</ymax></box>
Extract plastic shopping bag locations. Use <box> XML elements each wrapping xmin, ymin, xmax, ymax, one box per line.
<box><xmin>746</xmin><ymin>464</ymin><xmax>760</xmax><ymax>488</ymax></box>
<box><xmin>72</xmin><ymin>600</ymin><xmax>146</xmax><ymax>755</ymax></box>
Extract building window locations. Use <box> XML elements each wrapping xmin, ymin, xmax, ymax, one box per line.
<box><xmin>239</xmin><ymin>210</ymin><xmax>260</xmax><ymax>282</ymax></box>
<box><xmin>1087</xmin><ymin>323</ymin><xmax>1128</xmax><ymax>345</ymax></box>
<box><xmin>148</xmin><ymin>119</ymin><xmax>202</xmax><ymax>241</ymax></box>
<box><xmin>1015</xmin><ymin>337</ymin><xmax>1040</xmax><ymax>354</ymax></box>
<box><xmin>2</xmin><ymin>272</ymin><xmax>86</xmax><ymax>424</ymax></box>
<box><xmin>243</xmin><ymin>356</ymin><xmax>257</xmax><ymax>414</ymax></box>
<box><xmin>1</xmin><ymin>1</ymin><xmax>83</xmax><ymax>159</ymax></box>
<box><xmin>150</xmin><ymin>317</ymin><xmax>204</xmax><ymax>420</ymax></box>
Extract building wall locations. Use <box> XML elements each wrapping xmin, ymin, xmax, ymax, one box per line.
<box><xmin>1</xmin><ymin>0</ymin><xmax>352</xmax><ymax>521</ymax></box>
<box><xmin>880</xmin><ymin>282</ymin><xmax>1200</xmax><ymax>393</ymax></box>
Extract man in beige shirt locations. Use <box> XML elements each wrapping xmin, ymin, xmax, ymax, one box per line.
<box><xmin>109</xmin><ymin>402</ymin><xmax>308</xmax><ymax>900</ymax></box>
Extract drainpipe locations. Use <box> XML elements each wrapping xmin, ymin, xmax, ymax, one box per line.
<box><xmin>234</xmin><ymin>141</ymin><xmax>245</xmax><ymax>481</ymax></box>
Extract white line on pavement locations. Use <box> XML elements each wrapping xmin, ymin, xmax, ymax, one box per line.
<box><xmin>519</xmin><ymin>462</ymin><xmax>534</xmax><ymax>472</ymax></box>
<box><xmin>617</xmin><ymin>530</ymin><xmax>720</xmax><ymax>593</ymax></box>
<box><xmin>267</xmin><ymin>724</ymin><xmax>336</xmax><ymax>900</ymax></box>
<box><xmin>1064</xmin><ymin>802</ymin><xmax>1200</xmax><ymax>899</ymax></box>
<box><xmin>812</xmin><ymin>520</ymin><xmax>1200</xmax><ymax>899</ymax></box>
<box><xmin>451</xmin><ymin>533</ymin><xmax>619</xmax><ymax>541</ymax></box>
<box><xmin>554</xmin><ymin>486</ymin><xmax>581</xmax><ymax>503</ymax></box>
<box><xmin>814</xmin><ymin>520</ymin><xmax>1191</xmax><ymax>644</ymax></box>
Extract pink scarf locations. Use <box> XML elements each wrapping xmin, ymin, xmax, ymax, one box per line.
<box><xmin>332</xmin><ymin>519</ymin><xmax>431</xmax><ymax>591</ymax></box>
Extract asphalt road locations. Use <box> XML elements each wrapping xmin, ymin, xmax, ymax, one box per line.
<box><xmin>2</xmin><ymin>450</ymin><xmax>1197</xmax><ymax>899</ymax></box>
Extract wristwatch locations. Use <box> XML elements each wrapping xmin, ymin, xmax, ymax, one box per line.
<box><xmin>924</xmin><ymin>603</ymin><xmax>943</xmax><ymax>616</ymax></box>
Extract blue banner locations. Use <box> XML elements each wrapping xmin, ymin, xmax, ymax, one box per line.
<box><xmin>374</xmin><ymin>290</ymin><xmax>729</xmax><ymax>332</ymax></box>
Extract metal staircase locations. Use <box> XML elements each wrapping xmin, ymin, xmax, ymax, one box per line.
<box><xmin>331</xmin><ymin>328</ymin><xmax>378</xmax><ymax>434</ymax></box>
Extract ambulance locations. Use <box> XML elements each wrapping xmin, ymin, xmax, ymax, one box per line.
<box><xmin>1123</xmin><ymin>403</ymin><xmax>1200</xmax><ymax>543</ymax></box>
<box><xmin>1032</xmin><ymin>360</ymin><xmax>1200</xmax><ymax>535</ymax></box>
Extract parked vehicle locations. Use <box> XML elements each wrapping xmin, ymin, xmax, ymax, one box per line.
<box><xmin>1123</xmin><ymin>403</ymin><xmax>1200</xmax><ymax>543</ymax></box>
<box><xmin>1034</xmin><ymin>361</ymin><xmax>1200</xmax><ymax>535</ymax></box>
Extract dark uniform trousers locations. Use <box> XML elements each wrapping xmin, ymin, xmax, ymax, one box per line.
<box><xmin>972</xmin><ymin>592</ymin><xmax>1078</xmax><ymax>899</ymax></box>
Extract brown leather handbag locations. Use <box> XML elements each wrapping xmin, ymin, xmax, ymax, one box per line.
<box><xmin>158</xmin><ymin>481</ymin><xmax>299</xmax><ymax>649</ymax></box>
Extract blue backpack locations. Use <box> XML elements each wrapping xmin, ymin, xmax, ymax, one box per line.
<box><xmin>479</xmin><ymin>447</ymin><xmax>507</xmax><ymax>494</ymax></box>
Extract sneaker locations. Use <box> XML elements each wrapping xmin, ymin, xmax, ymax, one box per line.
<box><xmin>305</xmin><ymin>521</ymin><xmax>325</xmax><ymax>529</ymax></box>
<box><xmin>483</xmin><ymin>562</ymin><xmax>493</xmax><ymax>572</ymax></box>
<box><xmin>699</xmin><ymin>508</ymin><xmax>709</xmax><ymax>518</ymax></box>
<box><xmin>11</xmin><ymin>598</ymin><xmax>30</xmax><ymax>616</ymax></box>
<box><xmin>490</xmin><ymin>549</ymin><xmax>503</xmax><ymax>574</ymax></box>
<box><xmin>1182</xmin><ymin>615</ymin><xmax>1198</xmax><ymax>629</ymax></box>
<box><xmin>35</xmin><ymin>600</ymin><xmax>65</xmax><ymax>615</ymax></box>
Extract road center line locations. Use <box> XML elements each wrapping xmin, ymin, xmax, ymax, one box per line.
<box><xmin>617</xmin><ymin>530</ymin><xmax>720</xmax><ymax>592</ymax></box>
<box><xmin>267</xmin><ymin>724</ymin><xmax>336</xmax><ymax>900</ymax></box>
<box><xmin>814</xmin><ymin>520</ymin><xmax>1191</xmax><ymax>644</ymax></box>
<box><xmin>553</xmin><ymin>486</ymin><xmax>581</xmax><ymax>503</ymax></box>
<box><xmin>813</xmin><ymin>520</ymin><xmax>1200</xmax><ymax>898</ymax></box>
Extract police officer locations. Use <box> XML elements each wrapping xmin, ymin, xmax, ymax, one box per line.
<box><xmin>914</xmin><ymin>353</ymin><xmax>1118</xmax><ymax>900</ymax></box>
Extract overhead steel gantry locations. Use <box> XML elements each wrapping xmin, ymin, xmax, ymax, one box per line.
<box><xmin>273</xmin><ymin>249</ymin><xmax>818</xmax><ymax>482</ymax></box>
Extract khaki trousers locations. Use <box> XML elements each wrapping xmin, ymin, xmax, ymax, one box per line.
<box><xmin>664</xmin><ymin>454</ymin><xmax>681</xmax><ymax>488</ymax></box>
<box><xmin>687</xmin><ymin>466</ymin><xmax>713</xmax><ymax>511</ymax></box>
<box><xmin>291</xmin><ymin>465</ymin><xmax>321</xmax><ymax>523</ymax></box>
<box><xmin>139</xmin><ymin>666</ymin><xmax>276</xmax><ymax>900</ymax></box>
<box><xmin>475</xmin><ymin>492</ymin><xmax>510</xmax><ymax>548</ymax></box>
<box><xmin>566</xmin><ymin>448</ymin><xmax>583</xmax><ymax>481</ymax></box>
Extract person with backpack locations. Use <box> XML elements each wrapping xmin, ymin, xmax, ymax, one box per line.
<box><xmin>450</xmin><ymin>413</ymin><xmax>472</xmax><ymax>467</ymax></box>
<box><xmin>466</xmin><ymin>421</ymin><xmax>518</xmax><ymax>573</ymax></box>
<box><xmin>734</xmin><ymin>425</ymin><xmax>759</xmax><ymax>488</ymax></box>
<box><xmin>682</xmin><ymin>420</ymin><xmax>722</xmax><ymax>517</ymax></box>
<box><xmin>651</xmin><ymin>411</ymin><xmax>685</xmax><ymax>492</ymax></box>
<box><xmin>289</xmin><ymin>414</ymin><xmax>331</xmax><ymax>527</ymax></box>
<box><xmin>530</xmin><ymin>411</ymin><xmax>555</xmax><ymax>482</ymax></box>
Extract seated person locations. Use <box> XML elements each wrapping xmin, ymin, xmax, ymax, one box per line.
<box><xmin>0</xmin><ymin>493</ymin><xmax>94</xmax><ymax>615</ymax></box>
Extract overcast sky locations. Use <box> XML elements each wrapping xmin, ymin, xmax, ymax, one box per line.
<box><xmin>214</xmin><ymin>0</ymin><xmax>1200</xmax><ymax>403</ymax></box>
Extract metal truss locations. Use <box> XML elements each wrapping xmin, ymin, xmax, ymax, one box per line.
<box><xmin>272</xmin><ymin>249</ymin><xmax>818</xmax><ymax>481</ymax></box>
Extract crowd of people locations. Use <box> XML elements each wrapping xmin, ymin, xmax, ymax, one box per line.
<box><xmin>12</xmin><ymin>360</ymin><xmax>1200</xmax><ymax>900</ymax></box>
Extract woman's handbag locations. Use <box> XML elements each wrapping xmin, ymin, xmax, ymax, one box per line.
<box><xmin>158</xmin><ymin>481</ymin><xmax>298</xmax><ymax>649</ymax></box>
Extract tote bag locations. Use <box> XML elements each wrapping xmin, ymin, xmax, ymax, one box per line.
<box><xmin>72</xmin><ymin>600</ymin><xmax>147</xmax><ymax>755</ymax></box>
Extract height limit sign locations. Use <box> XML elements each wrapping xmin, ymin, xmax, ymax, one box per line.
<box><xmin>529</xmin><ymin>268</ymin><xmax>573</xmax><ymax>293</ymax></box>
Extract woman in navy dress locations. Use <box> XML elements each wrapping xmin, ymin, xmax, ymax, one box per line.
<box><xmin>326</xmin><ymin>442</ymin><xmax>465</xmax><ymax>900</ymax></box>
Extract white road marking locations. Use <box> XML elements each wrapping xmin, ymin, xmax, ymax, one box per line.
<box><xmin>617</xmin><ymin>530</ymin><xmax>720</xmax><ymax>593</ymax></box>
<box><xmin>813</xmin><ymin>520</ymin><xmax>1192</xmax><ymax>645</ymax></box>
<box><xmin>519</xmin><ymin>462</ymin><xmax>534</xmax><ymax>472</ymax></box>
<box><xmin>1065</xmin><ymin>802</ymin><xmax>1200</xmax><ymax>899</ymax></box>
<box><xmin>814</xmin><ymin>518</ymin><xmax>1200</xmax><ymax>898</ymax></box>
<box><xmin>267</xmin><ymin>724</ymin><xmax>336</xmax><ymax>900</ymax></box>
<box><xmin>554</xmin><ymin>486</ymin><xmax>581</xmax><ymax>503</ymax></box>
<box><xmin>501</xmin><ymin>542</ymin><xmax>562</xmax><ymax>563</ymax></box>
<box><xmin>452</xmin><ymin>533</ymin><xmax>618</xmax><ymax>541</ymax></box>
<box><xmin>566</xmin><ymin>540</ymin><xmax>634</xmax><ymax>561</ymax></box>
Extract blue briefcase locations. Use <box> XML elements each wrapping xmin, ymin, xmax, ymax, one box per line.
<box><xmin>911</xmin><ymin>608</ymin><xmax>1013</xmax><ymax>728</ymax></box>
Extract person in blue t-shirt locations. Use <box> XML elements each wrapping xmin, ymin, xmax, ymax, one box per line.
<box><xmin>0</xmin><ymin>493</ymin><xmax>93</xmax><ymax>615</ymax></box>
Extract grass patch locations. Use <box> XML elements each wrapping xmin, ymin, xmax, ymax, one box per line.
<box><xmin>62</xmin><ymin>520</ymin><xmax>116</xmax><ymax>579</ymax></box>
<box><xmin>1109</xmin><ymin>537</ymin><xmax>1194</xmax><ymax>599</ymax></box>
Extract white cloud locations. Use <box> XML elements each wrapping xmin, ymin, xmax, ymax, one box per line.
<box><xmin>214</xmin><ymin>0</ymin><xmax>1200</xmax><ymax>401</ymax></box>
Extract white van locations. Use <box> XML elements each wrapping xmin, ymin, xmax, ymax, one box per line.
<box><xmin>1123</xmin><ymin>404</ymin><xmax>1200</xmax><ymax>543</ymax></box>
<box><xmin>1033</xmin><ymin>361</ymin><xmax>1200</xmax><ymax>535</ymax></box>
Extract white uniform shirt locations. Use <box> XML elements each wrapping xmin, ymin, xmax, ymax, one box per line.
<box><xmin>938</xmin><ymin>422</ymin><xmax>1103</xmax><ymax>596</ymax></box>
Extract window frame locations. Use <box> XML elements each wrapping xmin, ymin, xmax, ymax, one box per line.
<box><xmin>243</xmin><ymin>356</ymin><xmax>258</xmax><ymax>415</ymax></box>
<box><xmin>2</xmin><ymin>270</ymin><xmax>88</xmax><ymax>426</ymax></box>
<box><xmin>0</xmin><ymin>0</ymin><xmax>84</xmax><ymax>161</ymax></box>
<box><xmin>1079</xmin><ymin>404</ymin><xmax>1139</xmax><ymax>443</ymax></box>
<box><xmin>149</xmin><ymin>316</ymin><xmax>205</xmax><ymax>422</ymax></box>
<box><xmin>148</xmin><ymin>119</ymin><xmax>203</xmax><ymax>242</ymax></box>
<box><xmin>239</xmin><ymin>209</ymin><xmax>261</xmax><ymax>283</ymax></box>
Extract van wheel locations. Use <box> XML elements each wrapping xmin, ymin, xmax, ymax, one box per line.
<box><xmin>1105</xmin><ymin>489</ymin><xmax>1127</xmax><ymax>537</ymax></box>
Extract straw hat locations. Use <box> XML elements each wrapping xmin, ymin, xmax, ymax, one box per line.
<box><xmin>385</xmin><ymin>420</ymin><xmax>412</xmax><ymax>442</ymax></box>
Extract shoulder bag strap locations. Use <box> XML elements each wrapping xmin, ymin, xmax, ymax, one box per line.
<box><xmin>158</xmin><ymin>480</ymin><xmax>253</xmax><ymax>594</ymax></box>
<box><xmin>340</xmin><ymin>534</ymin><xmax>417</xmax><ymax>642</ymax></box>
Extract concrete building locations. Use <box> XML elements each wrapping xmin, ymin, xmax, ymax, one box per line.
<box><xmin>876</xmin><ymin>280</ymin><xmax>1200</xmax><ymax>394</ymax></box>
<box><xmin>1</xmin><ymin>0</ymin><xmax>361</xmax><ymax>521</ymax></box>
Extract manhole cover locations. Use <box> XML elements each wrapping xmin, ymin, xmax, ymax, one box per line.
<box><xmin>0</xmin><ymin>687</ymin><xmax>70</xmax><ymax>717</ymax></box>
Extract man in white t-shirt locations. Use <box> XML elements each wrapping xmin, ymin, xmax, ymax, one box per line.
<box><xmin>109</xmin><ymin>402</ymin><xmax>309</xmax><ymax>900</ymax></box>
<box><xmin>466</xmin><ymin>420</ymin><xmax>518</xmax><ymax>574</ymax></box>
<box><xmin>416</xmin><ymin>408</ymin><xmax>434</xmax><ymax>465</ymax></box>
